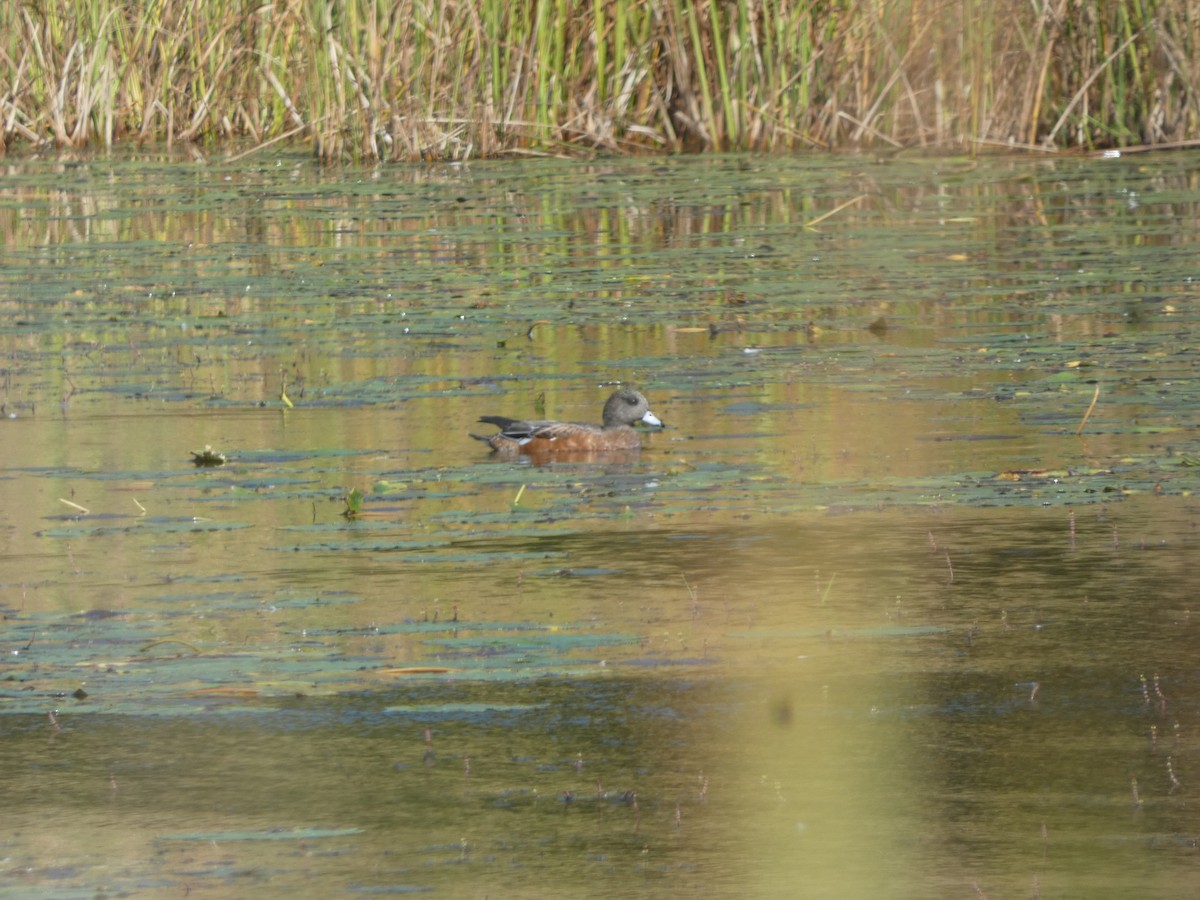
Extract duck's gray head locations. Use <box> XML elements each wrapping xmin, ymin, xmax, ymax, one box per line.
<box><xmin>604</xmin><ymin>389</ymin><xmax>662</xmax><ymax>428</ymax></box>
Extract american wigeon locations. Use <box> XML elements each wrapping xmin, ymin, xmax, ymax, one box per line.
<box><xmin>471</xmin><ymin>389</ymin><xmax>663</xmax><ymax>456</ymax></box>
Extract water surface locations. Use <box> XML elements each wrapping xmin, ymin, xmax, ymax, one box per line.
<box><xmin>2</xmin><ymin>150</ymin><xmax>1199</xmax><ymax>898</ymax></box>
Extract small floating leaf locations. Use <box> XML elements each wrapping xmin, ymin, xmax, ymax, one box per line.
<box><xmin>995</xmin><ymin>469</ymin><xmax>1053</xmax><ymax>481</ymax></box>
<box><xmin>190</xmin><ymin>445</ymin><xmax>226</xmax><ymax>467</ymax></box>
<box><xmin>373</xmin><ymin>479</ymin><xmax>409</xmax><ymax>494</ymax></box>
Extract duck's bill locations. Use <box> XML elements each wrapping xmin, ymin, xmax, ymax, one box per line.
<box><xmin>641</xmin><ymin>411</ymin><xmax>663</xmax><ymax>427</ymax></box>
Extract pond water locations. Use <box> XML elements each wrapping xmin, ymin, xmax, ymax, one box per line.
<box><xmin>2</xmin><ymin>150</ymin><xmax>1199</xmax><ymax>898</ymax></box>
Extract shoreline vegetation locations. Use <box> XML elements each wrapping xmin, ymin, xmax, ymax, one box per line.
<box><xmin>2</xmin><ymin>0</ymin><xmax>1198</xmax><ymax>163</ymax></box>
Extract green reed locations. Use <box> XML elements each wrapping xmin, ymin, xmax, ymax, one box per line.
<box><xmin>1</xmin><ymin>0</ymin><xmax>1196</xmax><ymax>161</ymax></box>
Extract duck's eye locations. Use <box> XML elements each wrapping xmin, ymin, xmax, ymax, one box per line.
<box><xmin>625</xmin><ymin>396</ymin><xmax>637</xmax><ymax>406</ymax></box>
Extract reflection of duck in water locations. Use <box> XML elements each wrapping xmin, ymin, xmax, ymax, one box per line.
<box><xmin>471</xmin><ymin>389</ymin><xmax>662</xmax><ymax>457</ymax></box>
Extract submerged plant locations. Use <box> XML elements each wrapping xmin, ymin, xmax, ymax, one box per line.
<box><xmin>342</xmin><ymin>486</ymin><xmax>365</xmax><ymax>519</ymax></box>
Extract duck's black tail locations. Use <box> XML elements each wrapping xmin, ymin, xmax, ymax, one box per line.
<box><xmin>477</xmin><ymin>415</ymin><xmax>518</xmax><ymax>430</ymax></box>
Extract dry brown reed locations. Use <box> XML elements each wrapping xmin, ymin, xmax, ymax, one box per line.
<box><xmin>1</xmin><ymin>0</ymin><xmax>1197</xmax><ymax>162</ymax></box>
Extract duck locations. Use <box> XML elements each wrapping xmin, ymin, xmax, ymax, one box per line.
<box><xmin>471</xmin><ymin>389</ymin><xmax>662</xmax><ymax>456</ymax></box>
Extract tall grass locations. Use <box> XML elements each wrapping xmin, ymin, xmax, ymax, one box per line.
<box><xmin>1</xmin><ymin>0</ymin><xmax>1197</xmax><ymax>161</ymax></box>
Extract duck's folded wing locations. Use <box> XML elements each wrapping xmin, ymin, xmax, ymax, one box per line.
<box><xmin>477</xmin><ymin>415</ymin><xmax>554</xmax><ymax>443</ymax></box>
<box><xmin>526</xmin><ymin>422</ymin><xmax>595</xmax><ymax>443</ymax></box>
